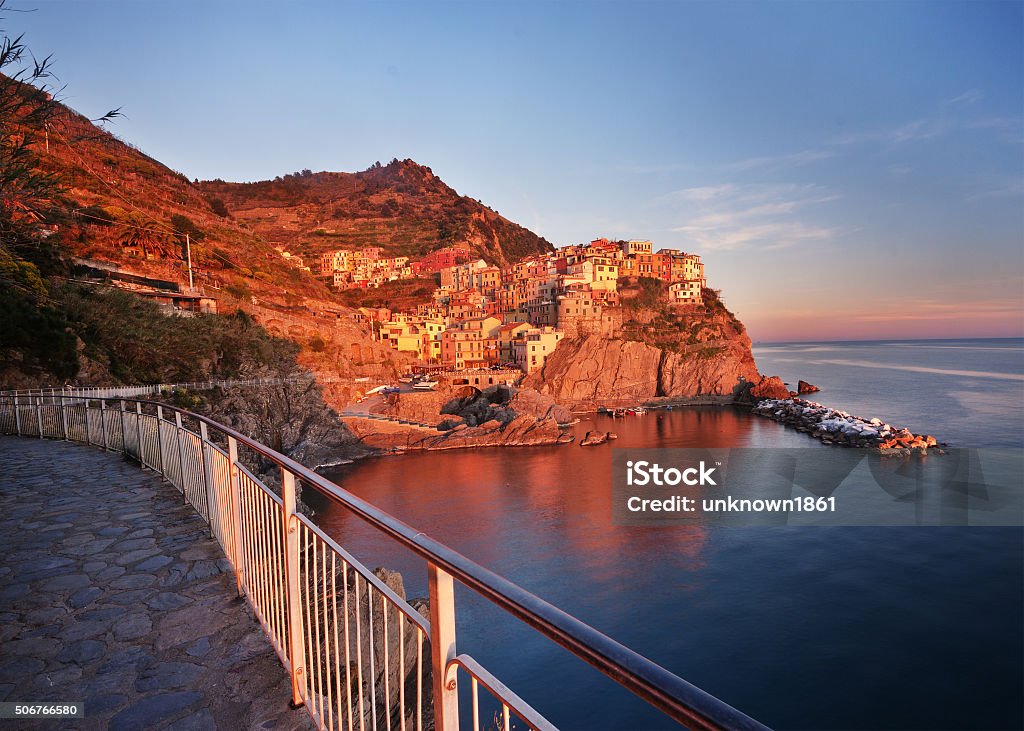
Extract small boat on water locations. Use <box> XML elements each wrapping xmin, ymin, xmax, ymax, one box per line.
<box><xmin>412</xmin><ymin>380</ymin><xmax>439</xmax><ymax>391</ymax></box>
<box><xmin>398</xmin><ymin>374</ymin><xmax>416</xmax><ymax>383</ymax></box>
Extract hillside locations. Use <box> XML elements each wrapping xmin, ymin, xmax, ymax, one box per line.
<box><xmin>4</xmin><ymin>78</ymin><xmax>554</xmax><ymax>404</ymax></box>
<box><xmin>2</xmin><ymin>77</ymin><xmax>409</xmax><ymax>399</ymax></box>
<box><xmin>199</xmin><ymin>160</ymin><xmax>554</xmax><ymax>267</ymax></box>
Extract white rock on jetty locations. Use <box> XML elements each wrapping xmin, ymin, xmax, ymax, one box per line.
<box><xmin>752</xmin><ymin>398</ymin><xmax>941</xmax><ymax>451</ymax></box>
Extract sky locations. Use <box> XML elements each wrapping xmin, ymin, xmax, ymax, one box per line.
<box><xmin>11</xmin><ymin>0</ymin><xmax>1024</xmax><ymax>342</ymax></box>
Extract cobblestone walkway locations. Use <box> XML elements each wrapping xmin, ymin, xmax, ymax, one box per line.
<box><xmin>0</xmin><ymin>437</ymin><xmax>314</xmax><ymax>731</ymax></box>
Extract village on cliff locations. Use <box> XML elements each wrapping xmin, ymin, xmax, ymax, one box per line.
<box><xmin>304</xmin><ymin>238</ymin><xmax>707</xmax><ymax>375</ymax></box>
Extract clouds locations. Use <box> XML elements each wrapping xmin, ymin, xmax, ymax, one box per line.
<box><xmin>655</xmin><ymin>88</ymin><xmax>1022</xmax><ymax>254</ymax></box>
<box><xmin>722</xmin><ymin>148</ymin><xmax>837</xmax><ymax>172</ymax></box>
<box><xmin>667</xmin><ymin>183</ymin><xmax>840</xmax><ymax>251</ymax></box>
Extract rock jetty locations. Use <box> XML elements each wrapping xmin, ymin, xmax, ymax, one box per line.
<box><xmin>752</xmin><ymin>398</ymin><xmax>942</xmax><ymax>451</ymax></box>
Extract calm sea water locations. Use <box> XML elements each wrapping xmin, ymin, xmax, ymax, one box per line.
<box><xmin>316</xmin><ymin>339</ymin><xmax>1024</xmax><ymax>731</ymax></box>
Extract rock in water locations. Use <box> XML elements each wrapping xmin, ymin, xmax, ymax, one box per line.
<box><xmin>749</xmin><ymin>375</ymin><xmax>791</xmax><ymax>400</ymax></box>
<box><xmin>798</xmin><ymin>380</ymin><xmax>820</xmax><ymax>394</ymax></box>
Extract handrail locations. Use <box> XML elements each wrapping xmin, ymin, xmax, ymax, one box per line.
<box><xmin>0</xmin><ymin>374</ymin><xmax>363</xmax><ymax>398</ymax></box>
<box><xmin>0</xmin><ymin>394</ymin><xmax>769</xmax><ymax>731</ymax></box>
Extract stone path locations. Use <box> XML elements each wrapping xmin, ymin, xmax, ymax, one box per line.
<box><xmin>0</xmin><ymin>437</ymin><xmax>314</xmax><ymax>731</ymax></box>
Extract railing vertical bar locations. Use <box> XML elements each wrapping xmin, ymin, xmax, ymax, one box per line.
<box><xmin>248</xmin><ymin>483</ymin><xmax>263</xmax><ymax>627</ymax></box>
<box><xmin>84</xmin><ymin>399</ymin><xmax>92</xmax><ymax>445</ymax></box>
<box><xmin>13</xmin><ymin>396</ymin><xmax>21</xmax><ymax>435</ymax></box>
<box><xmin>119</xmin><ymin>400</ymin><xmax>127</xmax><ymax>456</ymax></box>
<box><xmin>331</xmin><ymin>551</ymin><xmax>343</xmax><ymax>731</ymax></box>
<box><xmin>271</xmin><ymin>497</ymin><xmax>286</xmax><ymax>663</ymax></box>
<box><xmin>383</xmin><ymin>593</ymin><xmax>391</xmax><ymax>731</ymax></box>
<box><xmin>502</xmin><ymin>704</ymin><xmax>510</xmax><ymax>731</ymax></box>
<box><xmin>200</xmin><ymin>422</ymin><xmax>215</xmax><ymax>532</ymax></box>
<box><xmin>60</xmin><ymin>396</ymin><xmax>69</xmax><ymax>441</ymax></box>
<box><xmin>35</xmin><ymin>396</ymin><xmax>42</xmax><ymax>439</ymax></box>
<box><xmin>321</xmin><ymin>537</ymin><xmax>334</xmax><ymax>731</ymax></box>
<box><xmin>303</xmin><ymin>525</ymin><xmax>318</xmax><ymax>718</ymax></box>
<box><xmin>416</xmin><ymin>629</ymin><xmax>423</xmax><ymax>731</ymax></box>
<box><xmin>260</xmin><ymin>492</ymin><xmax>275</xmax><ymax>648</ymax></box>
<box><xmin>254</xmin><ymin>484</ymin><xmax>269</xmax><ymax>635</ymax></box>
<box><xmin>355</xmin><ymin>574</ymin><xmax>366</xmax><ymax>731</ymax></box>
<box><xmin>282</xmin><ymin>469</ymin><xmax>306</xmax><ymax>709</ymax></box>
<box><xmin>399</xmin><ymin>613</ymin><xmax>406</xmax><ymax>731</ymax></box>
<box><xmin>369</xmin><ymin>581</ymin><xmax>378</xmax><ymax>731</ymax></box>
<box><xmin>241</xmin><ymin>480</ymin><xmax>258</xmax><ymax>618</ymax></box>
<box><xmin>471</xmin><ymin>678</ymin><xmax>479</xmax><ymax>731</ymax></box>
<box><xmin>135</xmin><ymin>402</ymin><xmax>144</xmax><ymax>466</ymax></box>
<box><xmin>100</xmin><ymin>400</ymin><xmax>108</xmax><ymax>450</ymax></box>
<box><xmin>156</xmin><ymin>405</ymin><xmax>167</xmax><ymax>476</ymax></box>
<box><xmin>343</xmin><ymin>558</ymin><xmax>354</xmax><ymax>731</ymax></box>
<box><xmin>312</xmin><ymin>537</ymin><xmax>325</xmax><ymax>728</ymax></box>
<box><xmin>175</xmin><ymin>412</ymin><xmax>186</xmax><ymax>499</ymax></box>
<box><xmin>227</xmin><ymin>436</ymin><xmax>245</xmax><ymax>596</ymax></box>
<box><xmin>261</xmin><ymin>492</ymin><xmax>277</xmax><ymax>653</ymax></box>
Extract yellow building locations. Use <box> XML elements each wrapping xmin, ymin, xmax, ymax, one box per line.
<box><xmin>514</xmin><ymin>326</ymin><xmax>565</xmax><ymax>373</ymax></box>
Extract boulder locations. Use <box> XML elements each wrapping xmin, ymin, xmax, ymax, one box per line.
<box><xmin>797</xmin><ymin>380</ymin><xmax>820</xmax><ymax>394</ymax></box>
<box><xmin>749</xmin><ymin>375</ymin><xmax>791</xmax><ymax>401</ymax></box>
<box><xmin>579</xmin><ymin>431</ymin><xmax>610</xmax><ymax>447</ymax></box>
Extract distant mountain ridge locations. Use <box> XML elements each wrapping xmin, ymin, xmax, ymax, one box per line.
<box><xmin>26</xmin><ymin>78</ymin><xmax>551</xmax><ymax>295</ymax></box>
<box><xmin>199</xmin><ymin>159</ymin><xmax>554</xmax><ymax>267</ymax></box>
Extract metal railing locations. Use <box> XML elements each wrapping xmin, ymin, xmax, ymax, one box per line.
<box><xmin>0</xmin><ymin>394</ymin><xmax>768</xmax><ymax>731</ymax></box>
<box><xmin>0</xmin><ymin>375</ymin><xmax>367</xmax><ymax>399</ymax></box>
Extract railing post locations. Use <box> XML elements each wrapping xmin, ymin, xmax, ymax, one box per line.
<box><xmin>13</xmin><ymin>396</ymin><xmax>21</xmax><ymax>435</ymax></box>
<box><xmin>135</xmin><ymin>402</ymin><xmax>144</xmax><ymax>466</ymax></box>
<box><xmin>85</xmin><ymin>399</ymin><xmax>94</xmax><ymax>446</ymax></box>
<box><xmin>119</xmin><ymin>400</ymin><xmax>127</xmax><ymax>455</ymax></box>
<box><xmin>100</xmin><ymin>399</ymin><xmax>109</xmax><ymax>450</ymax></box>
<box><xmin>174</xmin><ymin>411</ymin><xmax>187</xmax><ymax>500</ymax></box>
<box><xmin>60</xmin><ymin>396</ymin><xmax>69</xmax><ymax>441</ymax></box>
<box><xmin>199</xmin><ymin>421</ymin><xmax>215</xmax><ymax>534</ymax></box>
<box><xmin>227</xmin><ymin>435</ymin><xmax>245</xmax><ymax>597</ymax></box>
<box><xmin>156</xmin><ymin>405</ymin><xmax>167</xmax><ymax>477</ymax></box>
<box><xmin>428</xmin><ymin>562</ymin><xmax>460</xmax><ymax>731</ymax></box>
<box><xmin>281</xmin><ymin>469</ymin><xmax>306</xmax><ymax>708</ymax></box>
<box><xmin>35</xmin><ymin>396</ymin><xmax>43</xmax><ymax>439</ymax></box>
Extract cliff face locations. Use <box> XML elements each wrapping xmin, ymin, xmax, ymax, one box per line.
<box><xmin>525</xmin><ymin>283</ymin><xmax>760</xmax><ymax>407</ymax></box>
<box><xmin>525</xmin><ymin>335</ymin><xmax>759</xmax><ymax>406</ymax></box>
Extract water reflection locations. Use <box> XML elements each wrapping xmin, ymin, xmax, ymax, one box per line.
<box><xmin>310</xmin><ymin>406</ymin><xmax>1023</xmax><ymax>731</ymax></box>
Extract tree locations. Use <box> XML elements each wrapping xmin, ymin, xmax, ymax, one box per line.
<box><xmin>0</xmin><ymin>1</ymin><xmax>118</xmax><ymax>376</ymax></box>
<box><xmin>170</xmin><ymin>212</ymin><xmax>204</xmax><ymax>242</ymax></box>
<box><xmin>208</xmin><ymin>197</ymin><xmax>229</xmax><ymax>217</ymax></box>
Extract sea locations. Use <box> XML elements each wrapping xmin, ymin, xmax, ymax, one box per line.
<box><xmin>316</xmin><ymin>338</ymin><xmax>1024</xmax><ymax>731</ymax></box>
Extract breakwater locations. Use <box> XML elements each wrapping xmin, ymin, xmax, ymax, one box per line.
<box><xmin>752</xmin><ymin>398</ymin><xmax>943</xmax><ymax>451</ymax></box>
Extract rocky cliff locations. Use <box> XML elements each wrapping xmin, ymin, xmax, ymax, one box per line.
<box><xmin>525</xmin><ymin>335</ymin><xmax>759</xmax><ymax>406</ymax></box>
<box><xmin>346</xmin><ymin>384</ymin><xmax>574</xmax><ymax>452</ymax></box>
<box><xmin>525</xmin><ymin>283</ymin><xmax>761</xmax><ymax>407</ymax></box>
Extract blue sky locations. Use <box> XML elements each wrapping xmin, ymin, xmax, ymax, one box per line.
<box><xmin>15</xmin><ymin>0</ymin><xmax>1024</xmax><ymax>340</ymax></box>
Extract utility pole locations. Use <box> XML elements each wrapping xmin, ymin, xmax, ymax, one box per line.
<box><xmin>186</xmin><ymin>233</ymin><xmax>194</xmax><ymax>292</ymax></box>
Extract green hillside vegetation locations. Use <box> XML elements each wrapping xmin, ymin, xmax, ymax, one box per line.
<box><xmin>618</xmin><ymin>277</ymin><xmax>745</xmax><ymax>354</ymax></box>
<box><xmin>3</xmin><ymin>281</ymin><xmax>299</xmax><ymax>385</ymax></box>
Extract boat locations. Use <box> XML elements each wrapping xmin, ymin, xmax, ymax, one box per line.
<box><xmin>398</xmin><ymin>374</ymin><xmax>416</xmax><ymax>383</ymax></box>
<box><xmin>412</xmin><ymin>380</ymin><xmax>439</xmax><ymax>391</ymax></box>
<box><xmin>628</xmin><ymin>407</ymin><xmax>648</xmax><ymax>415</ymax></box>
